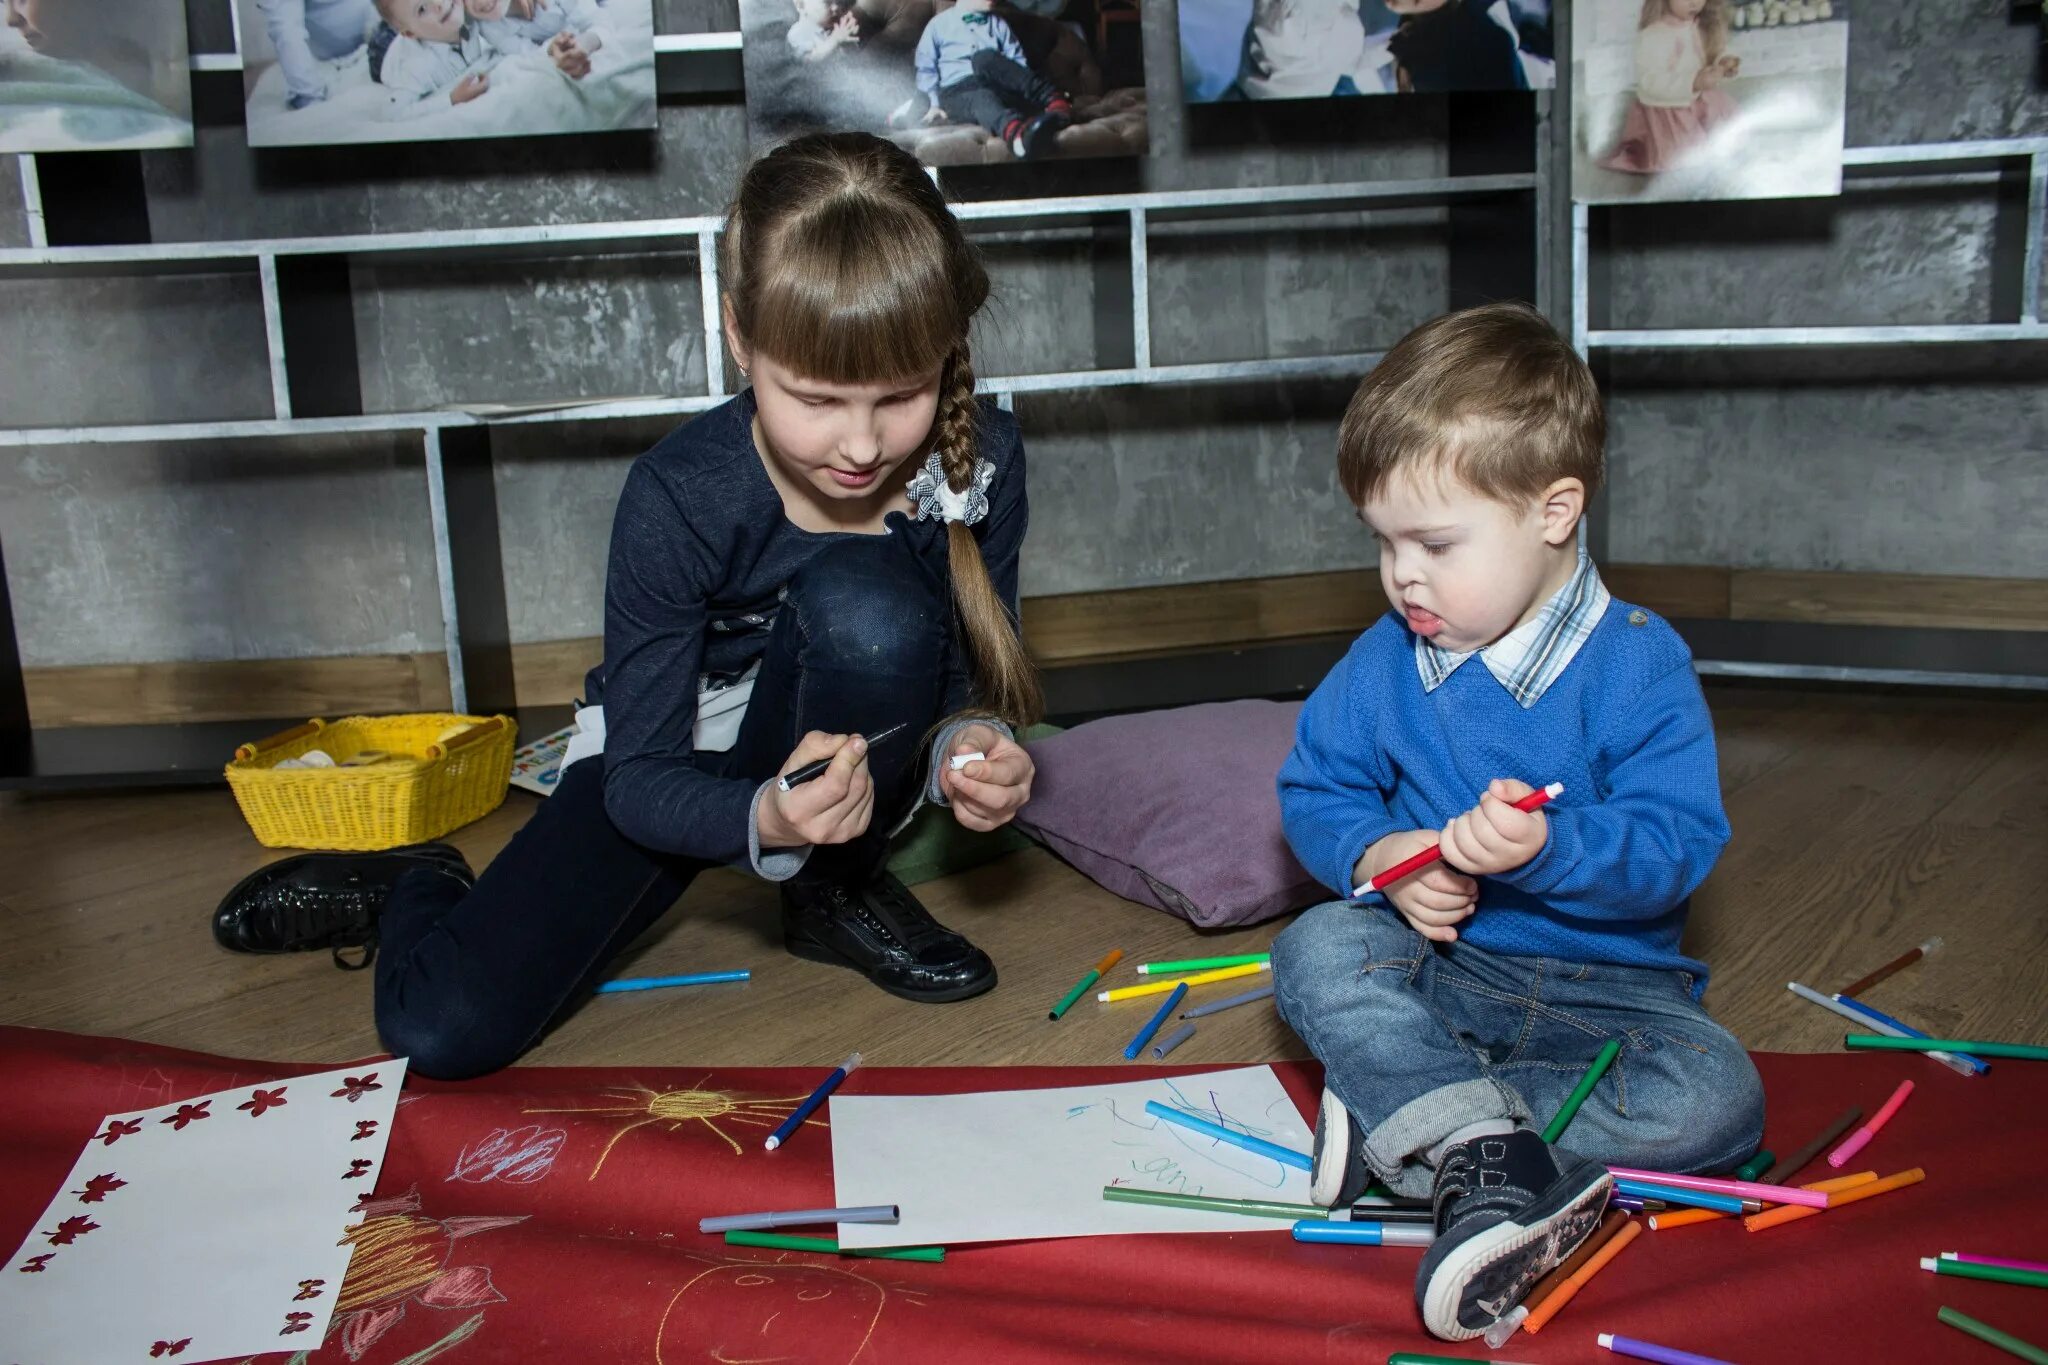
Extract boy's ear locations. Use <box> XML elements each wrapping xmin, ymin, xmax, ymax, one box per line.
<box><xmin>1539</xmin><ymin>477</ymin><xmax>1585</xmax><ymax>547</ymax></box>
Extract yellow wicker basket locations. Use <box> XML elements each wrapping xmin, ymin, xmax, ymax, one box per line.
<box><xmin>224</xmin><ymin>713</ymin><xmax>517</xmax><ymax>850</ymax></box>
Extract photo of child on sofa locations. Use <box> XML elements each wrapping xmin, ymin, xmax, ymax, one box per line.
<box><xmin>1</xmin><ymin>0</ymin><xmax>193</xmax><ymax>152</ymax></box>
<box><xmin>1177</xmin><ymin>0</ymin><xmax>1551</xmax><ymax>103</ymax></box>
<box><xmin>237</xmin><ymin>0</ymin><xmax>655</xmax><ymax>147</ymax></box>
<box><xmin>1571</xmin><ymin>0</ymin><xmax>1848</xmax><ymax>203</ymax></box>
<box><xmin>742</xmin><ymin>0</ymin><xmax>1147</xmax><ymax>167</ymax></box>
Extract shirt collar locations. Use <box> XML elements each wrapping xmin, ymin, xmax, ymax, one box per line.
<box><xmin>1413</xmin><ymin>552</ymin><xmax>1611</xmax><ymax>707</ymax></box>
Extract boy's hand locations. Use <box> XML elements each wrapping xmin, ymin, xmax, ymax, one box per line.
<box><xmin>451</xmin><ymin>70</ymin><xmax>490</xmax><ymax>103</ymax></box>
<box><xmin>1438</xmin><ymin>778</ymin><xmax>1547</xmax><ymax>878</ymax></box>
<box><xmin>549</xmin><ymin>31</ymin><xmax>593</xmax><ymax>78</ymax></box>
<box><xmin>1356</xmin><ymin>830</ymin><xmax>1475</xmax><ymax>944</ymax></box>
<box><xmin>941</xmin><ymin>723</ymin><xmax>1034</xmax><ymax>832</ymax></box>
<box><xmin>758</xmin><ymin>731</ymin><xmax>874</xmax><ymax>848</ymax></box>
<box><xmin>922</xmin><ymin>106</ymin><xmax>949</xmax><ymax>124</ymax></box>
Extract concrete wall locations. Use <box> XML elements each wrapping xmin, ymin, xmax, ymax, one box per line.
<box><xmin>1</xmin><ymin>0</ymin><xmax>2043</xmax><ymax>669</ymax></box>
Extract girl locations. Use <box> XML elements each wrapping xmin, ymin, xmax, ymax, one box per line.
<box><xmin>1598</xmin><ymin>0</ymin><xmax>1738</xmax><ymax>175</ymax></box>
<box><xmin>212</xmin><ymin>132</ymin><xmax>1041</xmax><ymax>1080</ymax></box>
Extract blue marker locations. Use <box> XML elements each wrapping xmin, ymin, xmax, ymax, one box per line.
<box><xmin>595</xmin><ymin>970</ymin><xmax>752</xmax><ymax>994</ymax></box>
<box><xmin>766</xmin><ymin>1052</ymin><xmax>861</xmax><ymax>1152</ymax></box>
<box><xmin>1292</xmin><ymin>1220</ymin><xmax>1433</xmax><ymax>1247</ymax></box>
<box><xmin>1123</xmin><ymin>983</ymin><xmax>1188</xmax><ymax>1060</ymax></box>
<box><xmin>1830</xmin><ymin>993</ymin><xmax>1990</xmax><ymax>1074</ymax></box>
<box><xmin>1613</xmin><ymin>1178</ymin><xmax>1746</xmax><ymax>1213</ymax></box>
<box><xmin>1144</xmin><ymin>1099</ymin><xmax>1313</xmax><ymax>1172</ymax></box>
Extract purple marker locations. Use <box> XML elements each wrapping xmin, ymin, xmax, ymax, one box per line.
<box><xmin>1598</xmin><ymin>1332</ymin><xmax>1735</xmax><ymax>1365</ymax></box>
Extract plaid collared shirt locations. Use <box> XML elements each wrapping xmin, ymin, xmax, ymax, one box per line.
<box><xmin>1414</xmin><ymin>552</ymin><xmax>1612</xmax><ymax>708</ymax></box>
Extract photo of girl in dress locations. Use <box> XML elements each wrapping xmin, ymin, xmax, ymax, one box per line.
<box><xmin>1177</xmin><ymin>0</ymin><xmax>1552</xmax><ymax>103</ymax></box>
<box><xmin>741</xmin><ymin>0</ymin><xmax>1148</xmax><ymax>167</ymax></box>
<box><xmin>0</xmin><ymin>0</ymin><xmax>193</xmax><ymax>151</ymax></box>
<box><xmin>236</xmin><ymin>0</ymin><xmax>655</xmax><ymax>146</ymax></box>
<box><xmin>1572</xmin><ymin>0</ymin><xmax>1847</xmax><ymax>203</ymax></box>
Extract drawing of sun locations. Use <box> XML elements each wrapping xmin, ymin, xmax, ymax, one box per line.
<box><xmin>526</xmin><ymin>1076</ymin><xmax>823</xmax><ymax>1176</ymax></box>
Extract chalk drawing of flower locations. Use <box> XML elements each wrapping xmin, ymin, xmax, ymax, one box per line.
<box><xmin>327</xmin><ymin>1188</ymin><xmax>526</xmax><ymax>1361</ymax></box>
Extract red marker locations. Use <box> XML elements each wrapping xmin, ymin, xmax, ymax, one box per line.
<box><xmin>1351</xmin><ymin>782</ymin><xmax>1564</xmax><ymax>898</ymax></box>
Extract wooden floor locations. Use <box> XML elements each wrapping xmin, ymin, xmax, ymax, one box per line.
<box><xmin>3</xmin><ymin>683</ymin><xmax>2045</xmax><ymax>1072</ymax></box>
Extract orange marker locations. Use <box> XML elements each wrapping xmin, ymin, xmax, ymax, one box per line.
<box><xmin>1521</xmin><ymin>1219</ymin><xmax>1643</xmax><ymax>1334</ymax></box>
<box><xmin>1649</xmin><ymin>1170</ymin><xmax>1877</xmax><ymax>1230</ymax></box>
<box><xmin>1744</xmin><ymin>1167</ymin><xmax>1925</xmax><ymax>1231</ymax></box>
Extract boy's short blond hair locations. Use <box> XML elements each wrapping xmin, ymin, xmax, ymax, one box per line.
<box><xmin>1337</xmin><ymin>302</ymin><xmax>1605</xmax><ymax>509</ymax></box>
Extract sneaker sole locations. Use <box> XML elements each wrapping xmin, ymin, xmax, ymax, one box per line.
<box><xmin>1418</xmin><ymin>1167</ymin><xmax>1613</xmax><ymax>1340</ymax></box>
<box><xmin>784</xmin><ymin>934</ymin><xmax>997</xmax><ymax>1004</ymax></box>
<box><xmin>1310</xmin><ymin>1087</ymin><xmax>1353</xmax><ymax>1207</ymax></box>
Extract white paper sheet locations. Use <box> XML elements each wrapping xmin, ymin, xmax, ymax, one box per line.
<box><xmin>0</xmin><ymin>1060</ymin><xmax>407</xmax><ymax>1364</ymax></box>
<box><xmin>832</xmin><ymin>1066</ymin><xmax>1313</xmax><ymax>1248</ymax></box>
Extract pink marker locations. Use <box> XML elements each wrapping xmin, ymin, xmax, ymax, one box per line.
<box><xmin>1604</xmin><ymin>1167</ymin><xmax>1830</xmax><ymax>1210</ymax></box>
<box><xmin>1828</xmin><ymin>1080</ymin><xmax>1914</xmax><ymax>1168</ymax></box>
<box><xmin>1352</xmin><ymin>782</ymin><xmax>1564</xmax><ymax>897</ymax></box>
<box><xmin>1941</xmin><ymin>1252</ymin><xmax>2048</xmax><ymax>1276</ymax></box>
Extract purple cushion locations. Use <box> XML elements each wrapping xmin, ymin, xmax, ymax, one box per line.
<box><xmin>1015</xmin><ymin>699</ymin><xmax>1325</xmax><ymax>928</ymax></box>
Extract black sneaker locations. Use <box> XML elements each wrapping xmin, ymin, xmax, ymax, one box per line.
<box><xmin>781</xmin><ymin>870</ymin><xmax>996</xmax><ymax>1003</ymax></box>
<box><xmin>1414</xmin><ymin>1128</ymin><xmax>1611</xmax><ymax>1341</ymax></box>
<box><xmin>212</xmin><ymin>843</ymin><xmax>474</xmax><ymax>970</ymax></box>
<box><xmin>1013</xmin><ymin>108</ymin><xmax>1070</xmax><ymax>159</ymax></box>
<box><xmin>1309</xmin><ymin>1086</ymin><xmax>1377</xmax><ymax>1207</ymax></box>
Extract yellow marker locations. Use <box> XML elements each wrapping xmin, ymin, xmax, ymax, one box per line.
<box><xmin>1098</xmin><ymin>961</ymin><xmax>1270</xmax><ymax>1003</ymax></box>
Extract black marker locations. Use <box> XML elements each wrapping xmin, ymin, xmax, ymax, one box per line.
<box><xmin>776</xmin><ymin>722</ymin><xmax>909</xmax><ymax>792</ymax></box>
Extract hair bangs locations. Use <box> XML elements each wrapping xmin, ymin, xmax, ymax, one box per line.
<box><xmin>744</xmin><ymin>197</ymin><xmax>963</xmax><ymax>387</ymax></box>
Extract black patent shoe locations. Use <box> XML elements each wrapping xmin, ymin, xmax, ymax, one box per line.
<box><xmin>780</xmin><ymin>870</ymin><xmax>996</xmax><ymax>1003</ymax></box>
<box><xmin>212</xmin><ymin>843</ymin><xmax>474</xmax><ymax>969</ymax></box>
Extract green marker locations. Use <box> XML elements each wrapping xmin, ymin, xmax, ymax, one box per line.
<box><xmin>724</xmin><ymin>1231</ymin><xmax>945</xmax><ymax>1262</ymax></box>
<box><xmin>1938</xmin><ymin>1306</ymin><xmax>2048</xmax><ymax>1365</ymax></box>
<box><xmin>1923</xmin><ymin>1257</ymin><xmax>2048</xmax><ymax>1290</ymax></box>
<box><xmin>1846</xmin><ymin>1033</ymin><xmax>2048</xmax><ymax>1062</ymax></box>
<box><xmin>1734</xmin><ymin>1149</ymin><xmax>1776</xmax><ymax>1182</ymax></box>
<box><xmin>1137</xmin><ymin>952</ymin><xmax>1271</xmax><ymax>975</ymax></box>
<box><xmin>1541</xmin><ymin>1038</ymin><xmax>1622</xmax><ymax>1143</ymax></box>
<box><xmin>1104</xmin><ymin>1186</ymin><xmax>1332</xmax><ymax>1220</ymax></box>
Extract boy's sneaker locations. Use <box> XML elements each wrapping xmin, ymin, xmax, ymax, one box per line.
<box><xmin>1309</xmin><ymin>1086</ymin><xmax>1377</xmax><ymax>1208</ymax></box>
<box><xmin>1013</xmin><ymin>108</ymin><xmax>1070</xmax><ymax>158</ymax></box>
<box><xmin>1414</xmin><ymin>1128</ymin><xmax>1611</xmax><ymax>1341</ymax></box>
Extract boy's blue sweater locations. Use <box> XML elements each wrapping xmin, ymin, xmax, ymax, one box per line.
<box><xmin>1278</xmin><ymin>600</ymin><xmax>1729</xmax><ymax>990</ymax></box>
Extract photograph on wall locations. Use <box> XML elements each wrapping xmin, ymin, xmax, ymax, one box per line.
<box><xmin>235</xmin><ymin>0</ymin><xmax>655</xmax><ymax>147</ymax></box>
<box><xmin>1178</xmin><ymin>0</ymin><xmax>1553</xmax><ymax>103</ymax></box>
<box><xmin>740</xmin><ymin>0</ymin><xmax>1148</xmax><ymax>167</ymax></box>
<box><xmin>0</xmin><ymin>0</ymin><xmax>194</xmax><ymax>151</ymax></box>
<box><xmin>1573</xmin><ymin>0</ymin><xmax>1848</xmax><ymax>204</ymax></box>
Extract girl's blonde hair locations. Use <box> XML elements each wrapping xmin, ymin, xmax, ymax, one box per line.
<box><xmin>719</xmin><ymin>132</ymin><xmax>1042</xmax><ymax>727</ymax></box>
<box><xmin>1637</xmin><ymin>0</ymin><xmax>1729</xmax><ymax>62</ymax></box>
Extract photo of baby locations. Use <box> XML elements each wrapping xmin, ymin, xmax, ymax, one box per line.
<box><xmin>1572</xmin><ymin>0</ymin><xmax>1848</xmax><ymax>203</ymax></box>
<box><xmin>0</xmin><ymin>0</ymin><xmax>193</xmax><ymax>152</ymax></box>
<box><xmin>1177</xmin><ymin>0</ymin><xmax>1552</xmax><ymax>103</ymax></box>
<box><xmin>237</xmin><ymin>0</ymin><xmax>653</xmax><ymax>147</ymax></box>
<box><xmin>742</xmin><ymin>0</ymin><xmax>1148</xmax><ymax>168</ymax></box>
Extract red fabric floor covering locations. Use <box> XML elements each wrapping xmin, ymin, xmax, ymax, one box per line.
<box><xmin>3</xmin><ymin>1027</ymin><xmax>2045</xmax><ymax>1364</ymax></box>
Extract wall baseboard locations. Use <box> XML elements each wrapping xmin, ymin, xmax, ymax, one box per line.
<box><xmin>24</xmin><ymin>564</ymin><xmax>2047</xmax><ymax>727</ymax></box>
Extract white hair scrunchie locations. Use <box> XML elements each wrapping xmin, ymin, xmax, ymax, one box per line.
<box><xmin>904</xmin><ymin>450</ymin><xmax>995</xmax><ymax>527</ymax></box>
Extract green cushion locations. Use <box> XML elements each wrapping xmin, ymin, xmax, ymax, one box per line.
<box><xmin>885</xmin><ymin>723</ymin><xmax>1062</xmax><ymax>886</ymax></box>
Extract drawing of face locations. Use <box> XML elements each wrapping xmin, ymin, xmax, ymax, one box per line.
<box><xmin>657</xmin><ymin>1262</ymin><xmax>888</xmax><ymax>1365</ymax></box>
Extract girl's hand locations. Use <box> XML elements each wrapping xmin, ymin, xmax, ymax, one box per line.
<box><xmin>942</xmin><ymin>724</ymin><xmax>1034</xmax><ymax>832</ymax></box>
<box><xmin>1355</xmin><ymin>830</ymin><xmax>1475</xmax><ymax>944</ymax></box>
<box><xmin>1438</xmin><ymin>778</ymin><xmax>1547</xmax><ymax>878</ymax></box>
<box><xmin>759</xmin><ymin>731</ymin><xmax>874</xmax><ymax>848</ymax></box>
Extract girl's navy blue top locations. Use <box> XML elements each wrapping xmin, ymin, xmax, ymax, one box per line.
<box><xmin>584</xmin><ymin>388</ymin><xmax>1028</xmax><ymax>865</ymax></box>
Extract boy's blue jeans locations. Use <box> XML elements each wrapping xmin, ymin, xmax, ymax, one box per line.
<box><xmin>1274</xmin><ymin>901</ymin><xmax>1764</xmax><ymax>1198</ymax></box>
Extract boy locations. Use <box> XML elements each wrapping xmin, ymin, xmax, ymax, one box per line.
<box><xmin>375</xmin><ymin>0</ymin><xmax>495</xmax><ymax>109</ymax></box>
<box><xmin>913</xmin><ymin>0</ymin><xmax>1071</xmax><ymax>159</ymax></box>
<box><xmin>463</xmin><ymin>0</ymin><xmax>605</xmax><ymax>77</ymax></box>
<box><xmin>1272</xmin><ymin>302</ymin><xmax>1762</xmax><ymax>1342</ymax></box>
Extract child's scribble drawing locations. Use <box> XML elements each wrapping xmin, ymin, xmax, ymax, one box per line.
<box><xmin>526</xmin><ymin>1077</ymin><xmax>823</xmax><ymax>1176</ymax></box>
<box><xmin>1065</xmin><ymin>1078</ymin><xmax>1299</xmax><ymax>1194</ymax></box>
<box><xmin>327</xmin><ymin>1187</ymin><xmax>526</xmax><ymax>1360</ymax></box>
<box><xmin>447</xmin><ymin>1125</ymin><xmax>567</xmax><ymax>1184</ymax></box>
<box><xmin>652</xmin><ymin>1252</ymin><xmax>930</xmax><ymax>1365</ymax></box>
